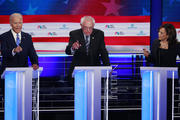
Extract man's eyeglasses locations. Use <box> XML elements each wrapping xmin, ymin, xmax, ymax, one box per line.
<box><xmin>82</xmin><ymin>26</ymin><xmax>93</xmax><ymax>31</ymax></box>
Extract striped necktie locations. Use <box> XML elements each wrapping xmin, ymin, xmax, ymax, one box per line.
<box><xmin>85</xmin><ymin>36</ymin><xmax>90</xmax><ymax>55</ymax></box>
<box><xmin>16</xmin><ymin>33</ymin><xmax>20</xmax><ymax>46</ymax></box>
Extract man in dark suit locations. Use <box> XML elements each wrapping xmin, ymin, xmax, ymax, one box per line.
<box><xmin>65</xmin><ymin>16</ymin><xmax>110</xmax><ymax>79</ymax></box>
<box><xmin>0</xmin><ymin>13</ymin><xmax>39</xmax><ymax>98</ymax></box>
<box><xmin>0</xmin><ymin>13</ymin><xmax>39</xmax><ymax>74</ymax></box>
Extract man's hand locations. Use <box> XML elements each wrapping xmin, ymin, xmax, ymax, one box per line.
<box><xmin>72</xmin><ymin>41</ymin><xmax>81</xmax><ymax>50</ymax></box>
<box><xmin>14</xmin><ymin>46</ymin><xmax>22</xmax><ymax>53</ymax></box>
<box><xmin>32</xmin><ymin>64</ymin><xmax>39</xmax><ymax>70</ymax></box>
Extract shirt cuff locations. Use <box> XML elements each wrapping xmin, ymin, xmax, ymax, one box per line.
<box><xmin>12</xmin><ymin>48</ymin><xmax>16</xmax><ymax>56</ymax></box>
<box><xmin>71</xmin><ymin>47</ymin><xmax>75</xmax><ymax>55</ymax></box>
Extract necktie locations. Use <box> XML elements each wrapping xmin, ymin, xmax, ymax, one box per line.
<box><xmin>16</xmin><ymin>33</ymin><xmax>20</xmax><ymax>46</ymax></box>
<box><xmin>85</xmin><ymin>36</ymin><xmax>89</xmax><ymax>55</ymax></box>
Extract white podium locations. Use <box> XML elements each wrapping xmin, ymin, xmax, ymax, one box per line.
<box><xmin>1</xmin><ymin>67</ymin><xmax>43</xmax><ymax>120</ymax></box>
<box><xmin>140</xmin><ymin>67</ymin><xmax>178</xmax><ymax>120</ymax></box>
<box><xmin>73</xmin><ymin>66</ymin><xmax>112</xmax><ymax>120</ymax></box>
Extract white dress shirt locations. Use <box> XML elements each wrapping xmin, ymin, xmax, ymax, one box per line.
<box><xmin>11</xmin><ymin>29</ymin><xmax>21</xmax><ymax>56</ymax></box>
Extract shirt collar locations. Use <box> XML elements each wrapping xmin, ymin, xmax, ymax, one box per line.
<box><xmin>11</xmin><ymin>29</ymin><xmax>21</xmax><ymax>40</ymax></box>
<box><xmin>83</xmin><ymin>34</ymin><xmax>90</xmax><ymax>40</ymax></box>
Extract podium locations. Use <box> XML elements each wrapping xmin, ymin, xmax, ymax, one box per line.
<box><xmin>1</xmin><ymin>67</ymin><xmax>43</xmax><ymax>120</ymax></box>
<box><xmin>140</xmin><ymin>67</ymin><xmax>178</xmax><ymax>120</ymax></box>
<box><xmin>73</xmin><ymin>66</ymin><xmax>112</xmax><ymax>120</ymax></box>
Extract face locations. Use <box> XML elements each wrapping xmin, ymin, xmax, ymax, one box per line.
<box><xmin>158</xmin><ymin>28</ymin><xmax>168</xmax><ymax>41</ymax></box>
<box><xmin>81</xmin><ymin>19</ymin><xmax>94</xmax><ymax>36</ymax></box>
<box><xmin>10</xmin><ymin>16</ymin><xmax>23</xmax><ymax>33</ymax></box>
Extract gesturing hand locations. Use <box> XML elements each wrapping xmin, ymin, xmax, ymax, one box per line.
<box><xmin>14</xmin><ymin>46</ymin><xmax>23</xmax><ymax>53</ymax></box>
<box><xmin>72</xmin><ymin>41</ymin><xmax>81</xmax><ymax>50</ymax></box>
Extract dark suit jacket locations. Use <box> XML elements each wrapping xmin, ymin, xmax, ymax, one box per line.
<box><xmin>65</xmin><ymin>29</ymin><xmax>110</xmax><ymax>75</ymax></box>
<box><xmin>146</xmin><ymin>39</ymin><xmax>180</xmax><ymax>67</ymax></box>
<box><xmin>0</xmin><ymin>30</ymin><xmax>38</xmax><ymax>73</ymax></box>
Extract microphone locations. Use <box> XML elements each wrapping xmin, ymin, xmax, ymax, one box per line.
<box><xmin>158</xmin><ymin>41</ymin><xmax>161</xmax><ymax>66</ymax></box>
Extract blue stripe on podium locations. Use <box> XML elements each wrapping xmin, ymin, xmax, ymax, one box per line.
<box><xmin>75</xmin><ymin>71</ymin><xmax>87</xmax><ymax>120</ymax></box>
<box><xmin>5</xmin><ymin>71</ymin><xmax>17</xmax><ymax>120</ymax></box>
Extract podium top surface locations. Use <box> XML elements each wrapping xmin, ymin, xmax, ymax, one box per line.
<box><xmin>74</xmin><ymin>66</ymin><xmax>112</xmax><ymax>71</ymax></box>
<box><xmin>1</xmin><ymin>67</ymin><xmax>43</xmax><ymax>79</ymax></box>
<box><xmin>73</xmin><ymin>66</ymin><xmax>112</xmax><ymax>77</ymax></box>
<box><xmin>140</xmin><ymin>67</ymin><xmax>178</xmax><ymax>71</ymax></box>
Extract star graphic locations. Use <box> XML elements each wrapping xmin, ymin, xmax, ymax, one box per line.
<box><xmin>23</xmin><ymin>3</ymin><xmax>38</xmax><ymax>15</ymax></box>
<box><xmin>163</xmin><ymin>16</ymin><xmax>168</xmax><ymax>21</ymax></box>
<box><xmin>0</xmin><ymin>0</ymin><xmax>5</xmax><ymax>5</ymax></box>
<box><xmin>102</xmin><ymin>0</ymin><xmax>123</xmax><ymax>16</ymax></box>
<box><xmin>169</xmin><ymin>0</ymin><xmax>180</xmax><ymax>5</ymax></box>
<box><xmin>142</xmin><ymin>8</ymin><xmax>150</xmax><ymax>16</ymax></box>
<box><xmin>64</xmin><ymin>0</ymin><xmax>69</xmax><ymax>4</ymax></box>
<box><xmin>169</xmin><ymin>0</ymin><xmax>175</xmax><ymax>5</ymax></box>
<box><xmin>0</xmin><ymin>0</ymin><xmax>14</xmax><ymax>5</ymax></box>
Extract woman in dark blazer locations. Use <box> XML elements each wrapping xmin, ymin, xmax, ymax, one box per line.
<box><xmin>143</xmin><ymin>23</ymin><xmax>180</xmax><ymax>67</ymax></box>
<box><xmin>143</xmin><ymin>23</ymin><xmax>180</xmax><ymax>120</ymax></box>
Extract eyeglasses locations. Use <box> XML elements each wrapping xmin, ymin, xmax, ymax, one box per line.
<box><xmin>82</xmin><ymin>25</ymin><xmax>93</xmax><ymax>31</ymax></box>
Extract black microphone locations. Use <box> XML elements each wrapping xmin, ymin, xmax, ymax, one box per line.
<box><xmin>158</xmin><ymin>41</ymin><xmax>161</xmax><ymax>66</ymax></box>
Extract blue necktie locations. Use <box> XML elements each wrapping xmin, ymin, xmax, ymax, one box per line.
<box><xmin>85</xmin><ymin>36</ymin><xmax>89</xmax><ymax>55</ymax></box>
<box><xmin>16</xmin><ymin>33</ymin><xmax>20</xmax><ymax>46</ymax></box>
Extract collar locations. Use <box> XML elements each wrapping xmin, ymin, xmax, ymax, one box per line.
<box><xmin>11</xmin><ymin>29</ymin><xmax>21</xmax><ymax>40</ymax></box>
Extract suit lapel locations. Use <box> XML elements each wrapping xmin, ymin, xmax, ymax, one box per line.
<box><xmin>20</xmin><ymin>32</ymin><xmax>25</xmax><ymax>46</ymax></box>
<box><xmin>90</xmin><ymin>29</ymin><xmax>96</xmax><ymax>48</ymax></box>
<box><xmin>79</xmin><ymin>29</ymin><xmax>86</xmax><ymax>45</ymax></box>
<box><xmin>8</xmin><ymin>30</ymin><xmax>17</xmax><ymax>47</ymax></box>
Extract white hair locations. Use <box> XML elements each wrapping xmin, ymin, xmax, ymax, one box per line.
<box><xmin>80</xmin><ymin>16</ymin><xmax>95</xmax><ymax>25</ymax></box>
<box><xmin>9</xmin><ymin>13</ymin><xmax>23</xmax><ymax>23</ymax></box>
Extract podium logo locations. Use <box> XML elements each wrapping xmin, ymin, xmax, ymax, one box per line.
<box><xmin>137</xmin><ymin>31</ymin><xmax>146</xmax><ymax>36</ymax></box>
<box><xmin>128</xmin><ymin>24</ymin><xmax>137</xmax><ymax>29</ymax></box>
<box><xmin>48</xmin><ymin>32</ymin><xmax>57</xmax><ymax>36</ymax></box>
<box><xmin>105</xmin><ymin>24</ymin><xmax>115</xmax><ymax>28</ymax></box>
<box><xmin>59</xmin><ymin>24</ymin><xmax>69</xmax><ymax>29</ymax></box>
<box><xmin>37</xmin><ymin>25</ymin><xmax>47</xmax><ymax>29</ymax></box>
<box><xmin>115</xmin><ymin>31</ymin><xmax>124</xmax><ymax>35</ymax></box>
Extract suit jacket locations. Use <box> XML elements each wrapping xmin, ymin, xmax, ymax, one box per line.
<box><xmin>0</xmin><ymin>30</ymin><xmax>38</xmax><ymax>73</ymax></box>
<box><xmin>146</xmin><ymin>39</ymin><xmax>180</xmax><ymax>67</ymax></box>
<box><xmin>65</xmin><ymin>29</ymin><xmax>110</xmax><ymax>75</ymax></box>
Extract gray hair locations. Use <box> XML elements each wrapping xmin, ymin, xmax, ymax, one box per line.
<box><xmin>9</xmin><ymin>13</ymin><xmax>23</xmax><ymax>23</ymax></box>
<box><xmin>80</xmin><ymin>16</ymin><xmax>95</xmax><ymax>25</ymax></box>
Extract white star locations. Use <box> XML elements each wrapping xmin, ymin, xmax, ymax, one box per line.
<box><xmin>23</xmin><ymin>3</ymin><xmax>38</xmax><ymax>15</ymax></box>
<box><xmin>64</xmin><ymin>0</ymin><xmax>69</xmax><ymax>4</ymax></box>
<box><xmin>102</xmin><ymin>0</ymin><xmax>123</xmax><ymax>16</ymax></box>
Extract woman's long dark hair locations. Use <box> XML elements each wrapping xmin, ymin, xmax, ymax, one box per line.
<box><xmin>159</xmin><ymin>23</ymin><xmax>177</xmax><ymax>46</ymax></box>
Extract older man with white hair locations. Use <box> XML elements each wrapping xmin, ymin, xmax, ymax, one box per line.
<box><xmin>0</xmin><ymin>13</ymin><xmax>39</xmax><ymax>75</ymax></box>
<box><xmin>65</xmin><ymin>16</ymin><xmax>110</xmax><ymax>80</ymax></box>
